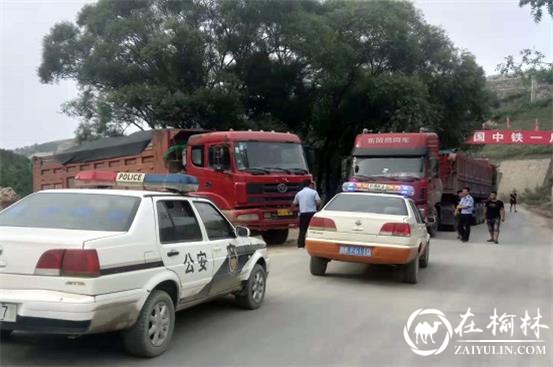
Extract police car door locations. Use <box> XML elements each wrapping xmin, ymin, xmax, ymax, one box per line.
<box><xmin>193</xmin><ymin>200</ymin><xmax>242</xmax><ymax>296</ymax></box>
<box><xmin>155</xmin><ymin>199</ymin><xmax>214</xmax><ymax>300</ymax></box>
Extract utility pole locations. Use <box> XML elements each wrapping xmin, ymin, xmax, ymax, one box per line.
<box><xmin>530</xmin><ymin>75</ymin><xmax>536</xmax><ymax>103</ymax></box>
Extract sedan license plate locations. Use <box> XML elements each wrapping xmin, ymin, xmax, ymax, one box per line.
<box><xmin>339</xmin><ymin>245</ymin><xmax>371</xmax><ymax>257</ymax></box>
<box><xmin>0</xmin><ymin>303</ymin><xmax>16</xmax><ymax>322</ymax></box>
<box><xmin>277</xmin><ymin>209</ymin><xmax>292</xmax><ymax>216</ymax></box>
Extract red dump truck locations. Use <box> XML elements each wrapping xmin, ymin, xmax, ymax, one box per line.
<box><xmin>33</xmin><ymin>129</ymin><xmax>312</xmax><ymax>244</ymax></box>
<box><xmin>347</xmin><ymin>131</ymin><xmax>497</xmax><ymax>234</ymax></box>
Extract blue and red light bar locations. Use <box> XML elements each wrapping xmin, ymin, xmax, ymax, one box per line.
<box><xmin>75</xmin><ymin>170</ymin><xmax>199</xmax><ymax>193</ymax></box>
<box><xmin>342</xmin><ymin>181</ymin><xmax>415</xmax><ymax>197</ymax></box>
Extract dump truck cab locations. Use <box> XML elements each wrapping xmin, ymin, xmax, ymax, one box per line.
<box><xmin>184</xmin><ymin>131</ymin><xmax>312</xmax><ymax>244</ymax></box>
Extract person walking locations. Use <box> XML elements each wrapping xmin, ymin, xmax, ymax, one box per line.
<box><xmin>457</xmin><ymin>187</ymin><xmax>474</xmax><ymax>242</ymax></box>
<box><xmin>485</xmin><ymin>191</ymin><xmax>505</xmax><ymax>244</ymax></box>
<box><xmin>510</xmin><ymin>189</ymin><xmax>518</xmax><ymax>213</ymax></box>
<box><xmin>292</xmin><ymin>179</ymin><xmax>321</xmax><ymax>248</ymax></box>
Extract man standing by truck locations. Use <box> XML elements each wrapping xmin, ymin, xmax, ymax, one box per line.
<box><xmin>292</xmin><ymin>179</ymin><xmax>321</xmax><ymax>248</ymax></box>
<box><xmin>485</xmin><ymin>191</ymin><xmax>505</xmax><ymax>244</ymax></box>
<box><xmin>457</xmin><ymin>187</ymin><xmax>474</xmax><ymax>242</ymax></box>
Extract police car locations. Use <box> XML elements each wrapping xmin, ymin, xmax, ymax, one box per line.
<box><xmin>305</xmin><ymin>182</ymin><xmax>430</xmax><ymax>284</ymax></box>
<box><xmin>0</xmin><ymin>172</ymin><xmax>269</xmax><ymax>357</ymax></box>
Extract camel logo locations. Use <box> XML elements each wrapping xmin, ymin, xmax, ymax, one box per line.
<box><xmin>403</xmin><ymin>309</ymin><xmax>453</xmax><ymax>356</ymax></box>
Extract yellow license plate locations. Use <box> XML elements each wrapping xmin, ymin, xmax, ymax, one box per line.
<box><xmin>277</xmin><ymin>209</ymin><xmax>292</xmax><ymax>216</ymax></box>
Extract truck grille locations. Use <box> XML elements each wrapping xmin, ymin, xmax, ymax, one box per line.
<box><xmin>246</xmin><ymin>182</ymin><xmax>302</xmax><ymax>194</ymax></box>
<box><xmin>246</xmin><ymin>183</ymin><xmax>301</xmax><ymax>206</ymax></box>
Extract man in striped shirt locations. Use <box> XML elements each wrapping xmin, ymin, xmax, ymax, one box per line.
<box><xmin>457</xmin><ymin>187</ymin><xmax>474</xmax><ymax>242</ymax></box>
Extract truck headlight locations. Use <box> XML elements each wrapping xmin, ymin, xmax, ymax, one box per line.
<box><xmin>236</xmin><ymin>214</ymin><xmax>259</xmax><ymax>221</ymax></box>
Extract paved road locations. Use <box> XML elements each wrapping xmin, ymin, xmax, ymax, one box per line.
<box><xmin>1</xmin><ymin>208</ymin><xmax>552</xmax><ymax>366</ymax></box>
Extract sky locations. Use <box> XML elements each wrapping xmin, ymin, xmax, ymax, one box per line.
<box><xmin>0</xmin><ymin>0</ymin><xmax>552</xmax><ymax>150</ymax></box>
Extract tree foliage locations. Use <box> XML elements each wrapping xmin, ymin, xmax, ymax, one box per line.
<box><xmin>497</xmin><ymin>48</ymin><xmax>553</xmax><ymax>83</ymax></box>
<box><xmin>519</xmin><ymin>0</ymin><xmax>553</xmax><ymax>22</ymax></box>
<box><xmin>39</xmin><ymin>0</ymin><xmax>491</xmax><ymax>195</ymax></box>
<box><xmin>0</xmin><ymin>150</ymin><xmax>33</xmax><ymax>196</ymax></box>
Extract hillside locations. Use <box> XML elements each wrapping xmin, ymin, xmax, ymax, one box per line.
<box><xmin>471</xmin><ymin>76</ymin><xmax>553</xmax><ymax>160</ymax></box>
<box><xmin>0</xmin><ymin>149</ymin><xmax>33</xmax><ymax>196</ymax></box>
<box><xmin>13</xmin><ymin>138</ymin><xmax>76</xmax><ymax>158</ymax></box>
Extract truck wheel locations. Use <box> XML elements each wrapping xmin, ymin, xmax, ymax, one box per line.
<box><xmin>261</xmin><ymin>229</ymin><xmax>289</xmax><ymax>245</ymax></box>
<box><xmin>310</xmin><ymin>257</ymin><xmax>328</xmax><ymax>276</ymax></box>
<box><xmin>0</xmin><ymin>329</ymin><xmax>13</xmax><ymax>340</ymax></box>
<box><xmin>236</xmin><ymin>264</ymin><xmax>266</xmax><ymax>310</ymax></box>
<box><xmin>403</xmin><ymin>256</ymin><xmax>419</xmax><ymax>284</ymax></box>
<box><xmin>419</xmin><ymin>243</ymin><xmax>430</xmax><ymax>268</ymax></box>
<box><xmin>122</xmin><ymin>290</ymin><xmax>175</xmax><ymax>358</ymax></box>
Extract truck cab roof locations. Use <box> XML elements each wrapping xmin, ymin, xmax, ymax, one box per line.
<box><xmin>188</xmin><ymin>130</ymin><xmax>301</xmax><ymax>145</ymax></box>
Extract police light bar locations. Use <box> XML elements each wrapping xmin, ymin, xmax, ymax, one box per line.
<box><xmin>75</xmin><ymin>170</ymin><xmax>199</xmax><ymax>193</ymax></box>
<box><xmin>342</xmin><ymin>181</ymin><xmax>415</xmax><ymax>197</ymax></box>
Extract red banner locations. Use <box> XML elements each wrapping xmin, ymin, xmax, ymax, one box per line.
<box><xmin>466</xmin><ymin>130</ymin><xmax>553</xmax><ymax>145</ymax></box>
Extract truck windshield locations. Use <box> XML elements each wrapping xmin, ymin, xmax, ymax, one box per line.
<box><xmin>0</xmin><ymin>193</ymin><xmax>141</xmax><ymax>231</ymax></box>
<box><xmin>353</xmin><ymin>157</ymin><xmax>424</xmax><ymax>179</ymax></box>
<box><xmin>234</xmin><ymin>141</ymin><xmax>308</xmax><ymax>174</ymax></box>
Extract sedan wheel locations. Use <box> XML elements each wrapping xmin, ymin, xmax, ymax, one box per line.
<box><xmin>236</xmin><ymin>263</ymin><xmax>266</xmax><ymax>309</ymax></box>
<box><xmin>122</xmin><ymin>290</ymin><xmax>175</xmax><ymax>357</ymax></box>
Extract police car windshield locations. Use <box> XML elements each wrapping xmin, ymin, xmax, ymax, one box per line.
<box><xmin>234</xmin><ymin>141</ymin><xmax>308</xmax><ymax>172</ymax></box>
<box><xmin>0</xmin><ymin>193</ymin><xmax>141</xmax><ymax>231</ymax></box>
<box><xmin>354</xmin><ymin>157</ymin><xmax>423</xmax><ymax>178</ymax></box>
<box><xmin>325</xmin><ymin>194</ymin><xmax>408</xmax><ymax>216</ymax></box>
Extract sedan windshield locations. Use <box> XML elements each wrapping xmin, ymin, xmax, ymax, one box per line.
<box><xmin>234</xmin><ymin>141</ymin><xmax>308</xmax><ymax>173</ymax></box>
<box><xmin>0</xmin><ymin>193</ymin><xmax>141</xmax><ymax>231</ymax></box>
<box><xmin>353</xmin><ymin>157</ymin><xmax>423</xmax><ymax>178</ymax></box>
<box><xmin>325</xmin><ymin>194</ymin><xmax>408</xmax><ymax>216</ymax></box>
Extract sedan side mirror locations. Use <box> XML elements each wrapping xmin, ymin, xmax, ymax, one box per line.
<box><xmin>235</xmin><ymin>226</ymin><xmax>250</xmax><ymax>238</ymax></box>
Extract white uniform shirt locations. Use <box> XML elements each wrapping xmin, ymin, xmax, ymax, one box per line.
<box><xmin>293</xmin><ymin>187</ymin><xmax>321</xmax><ymax>214</ymax></box>
<box><xmin>459</xmin><ymin>195</ymin><xmax>474</xmax><ymax>215</ymax></box>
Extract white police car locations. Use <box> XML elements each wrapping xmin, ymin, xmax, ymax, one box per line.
<box><xmin>306</xmin><ymin>182</ymin><xmax>430</xmax><ymax>284</ymax></box>
<box><xmin>0</xmin><ymin>172</ymin><xmax>269</xmax><ymax>357</ymax></box>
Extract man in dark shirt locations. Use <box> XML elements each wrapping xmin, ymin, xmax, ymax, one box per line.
<box><xmin>510</xmin><ymin>189</ymin><xmax>518</xmax><ymax>213</ymax></box>
<box><xmin>485</xmin><ymin>191</ymin><xmax>505</xmax><ymax>244</ymax></box>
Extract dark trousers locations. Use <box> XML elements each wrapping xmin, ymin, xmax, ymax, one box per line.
<box><xmin>459</xmin><ymin>214</ymin><xmax>472</xmax><ymax>242</ymax></box>
<box><xmin>455</xmin><ymin>215</ymin><xmax>461</xmax><ymax>238</ymax></box>
<box><xmin>298</xmin><ymin>212</ymin><xmax>316</xmax><ymax>248</ymax></box>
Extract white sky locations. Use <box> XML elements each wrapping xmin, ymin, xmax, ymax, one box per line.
<box><xmin>0</xmin><ymin>0</ymin><xmax>551</xmax><ymax>149</ymax></box>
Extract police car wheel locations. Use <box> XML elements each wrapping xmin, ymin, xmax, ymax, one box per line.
<box><xmin>419</xmin><ymin>243</ymin><xmax>430</xmax><ymax>268</ymax></box>
<box><xmin>402</xmin><ymin>255</ymin><xmax>419</xmax><ymax>284</ymax></box>
<box><xmin>236</xmin><ymin>264</ymin><xmax>266</xmax><ymax>310</ymax></box>
<box><xmin>122</xmin><ymin>290</ymin><xmax>175</xmax><ymax>357</ymax></box>
<box><xmin>309</xmin><ymin>257</ymin><xmax>327</xmax><ymax>276</ymax></box>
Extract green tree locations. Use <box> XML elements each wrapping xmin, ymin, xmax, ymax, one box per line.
<box><xmin>39</xmin><ymin>0</ymin><xmax>491</xmax><ymax>196</ymax></box>
<box><xmin>519</xmin><ymin>0</ymin><xmax>553</xmax><ymax>22</ymax></box>
<box><xmin>497</xmin><ymin>48</ymin><xmax>553</xmax><ymax>83</ymax></box>
<box><xmin>0</xmin><ymin>150</ymin><xmax>33</xmax><ymax>196</ymax></box>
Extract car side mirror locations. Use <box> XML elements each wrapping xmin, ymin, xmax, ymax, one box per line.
<box><xmin>235</xmin><ymin>226</ymin><xmax>250</xmax><ymax>238</ymax></box>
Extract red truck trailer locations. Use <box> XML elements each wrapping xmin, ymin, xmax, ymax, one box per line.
<box><xmin>33</xmin><ymin>129</ymin><xmax>312</xmax><ymax>244</ymax></box>
<box><xmin>346</xmin><ymin>131</ymin><xmax>496</xmax><ymax>234</ymax></box>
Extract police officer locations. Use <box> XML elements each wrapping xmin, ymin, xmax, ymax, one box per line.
<box><xmin>457</xmin><ymin>186</ymin><xmax>474</xmax><ymax>242</ymax></box>
<box><xmin>292</xmin><ymin>179</ymin><xmax>321</xmax><ymax>248</ymax></box>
